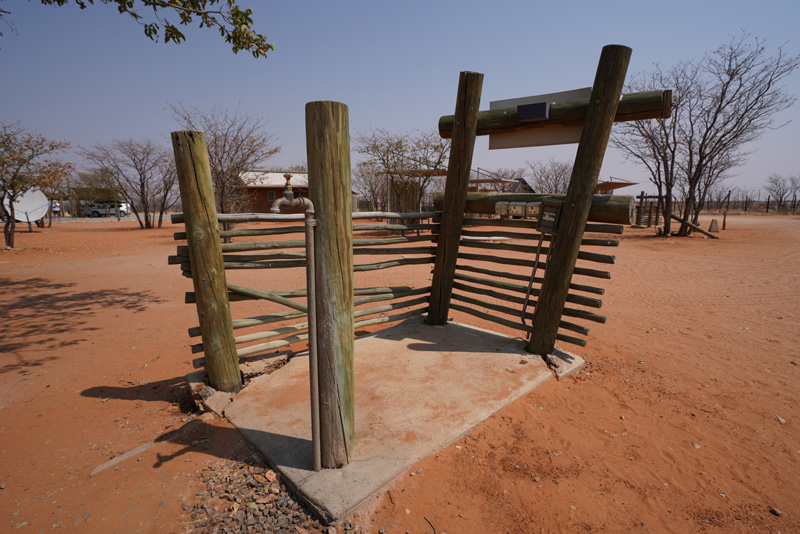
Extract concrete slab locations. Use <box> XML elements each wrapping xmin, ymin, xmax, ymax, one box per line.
<box><xmin>224</xmin><ymin>317</ymin><xmax>554</xmax><ymax>523</ymax></box>
<box><xmin>547</xmin><ymin>347</ymin><xmax>586</xmax><ymax>380</ymax></box>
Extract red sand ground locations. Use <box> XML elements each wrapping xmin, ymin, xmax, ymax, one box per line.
<box><xmin>1</xmin><ymin>215</ymin><xmax>798</xmax><ymax>533</ymax></box>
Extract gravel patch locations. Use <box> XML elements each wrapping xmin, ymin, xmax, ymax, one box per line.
<box><xmin>182</xmin><ymin>457</ymin><xmax>364</xmax><ymax>534</ymax></box>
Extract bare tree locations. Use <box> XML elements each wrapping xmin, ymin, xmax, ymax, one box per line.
<box><xmin>525</xmin><ymin>158</ymin><xmax>573</xmax><ymax>194</ymax></box>
<box><xmin>355</xmin><ymin>129</ymin><xmax>449</xmax><ymax>213</ymax></box>
<box><xmin>1</xmin><ymin>122</ymin><xmax>72</xmax><ymax>247</ymax></box>
<box><xmin>171</xmin><ymin>104</ymin><xmax>281</xmax><ymax>217</ymax></box>
<box><xmin>80</xmin><ymin>139</ymin><xmax>177</xmax><ymax>228</ymax></box>
<box><xmin>408</xmin><ymin>130</ymin><xmax>450</xmax><ymax>211</ymax></box>
<box><xmin>765</xmin><ymin>174</ymin><xmax>792</xmax><ymax>211</ymax></box>
<box><xmin>613</xmin><ymin>34</ymin><xmax>799</xmax><ymax>235</ymax></box>
<box><xmin>352</xmin><ymin>160</ymin><xmax>387</xmax><ymax>211</ymax></box>
<box><xmin>613</xmin><ymin>62</ymin><xmax>696</xmax><ymax>234</ymax></box>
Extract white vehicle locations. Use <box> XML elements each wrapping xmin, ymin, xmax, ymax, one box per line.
<box><xmin>87</xmin><ymin>201</ymin><xmax>130</xmax><ymax>217</ymax></box>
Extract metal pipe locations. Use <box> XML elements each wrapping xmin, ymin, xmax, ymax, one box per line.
<box><xmin>304</xmin><ymin>206</ymin><xmax>321</xmax><ymax>471</ymax></box>
<box><xmin>521</xmin><ymin>234</ymin><xmax>544</xmax><ymax>332</ymax></box>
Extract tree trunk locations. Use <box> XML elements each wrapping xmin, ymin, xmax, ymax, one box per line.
<box><xmin>662</xmin><ymin>194</ymin><xmax>673</xmax><ymax>234</ymax></box>
<box><xmin>678</xmin><ymin>191</ymin><xmax>697</xmax><ymax>236</ymax></box>
<box><xmin>3</xmin><ymin>218</ymin><xmax>14</xmax><ymax>248</ymax></box>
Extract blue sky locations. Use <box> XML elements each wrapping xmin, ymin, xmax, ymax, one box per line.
<box><xmin>1</xmin><ymin>0</ymin><xmax>799</xmax><ymax>194</ymax></box>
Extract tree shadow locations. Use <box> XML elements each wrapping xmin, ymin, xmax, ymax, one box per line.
<box><xmin>81</xmin><ymin>377</ymin><xmax>312</xmax><ymax>471</ymax></box>
<box><xmin>81</xmin><ymin>375</ymin><xmax>193</xmax><ymax>405</ymax></box>
<box><xmin>0</xmin><ymin>277</ymin><xmax>166</xmax><ymax>373</ymax></box>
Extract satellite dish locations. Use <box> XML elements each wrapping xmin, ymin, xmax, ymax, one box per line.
<box><xmin>3</xmin><ymin>189</ymin><xmax>50</xmax><ymax>222</ymax></box>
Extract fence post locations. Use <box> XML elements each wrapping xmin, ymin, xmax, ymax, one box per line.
<box><xmin>171</xmin><ymin>131</ymin><xmax>241</xmax><ymax>394</ymax></box>
<box><xmin>766</xmin><ymin>196</ymin><xmax>771</xmax><ymax>213</ymax></box>
<box><xmin>722</xmin><ymin>190</ymin><xmax>731</xmax><ymax>230</ymax></box>
<box><xmin>655</xmin><ymin>194</ymin><xmax>663</xmax><ymax>227</ymax></box>
<box><xmin>636</xmin><ymin>190</ymin><xmax>645</xmax><ymax>225</ymax></box>
<box><xmin>528</xmin><ymin>45</ymin><xmax>631</xmax><ymax>356</ymax></box>
<box><xmin>428</xmin><ymin>71</ymin><xmax>484</xmax><ymax>325</ymax></box>
<box><xmin>306</xmin><ymin>101</ymin><xmax>354</xmax><ymax>468</ymax></box>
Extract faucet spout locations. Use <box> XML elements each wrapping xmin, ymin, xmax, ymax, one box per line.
<box><xmin>270</xmin><ymin>173</ymin><xmax>313</xmax><ymax>213</ymax></box>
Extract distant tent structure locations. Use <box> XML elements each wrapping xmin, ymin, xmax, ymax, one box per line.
<box><xmin>595</xmin><ymin>176</ymin><xmax>637</xmax><ymax>195</ymax></box>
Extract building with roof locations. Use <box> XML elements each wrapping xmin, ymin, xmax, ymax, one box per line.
<box><xmin>240</xmin><ymin>170</ymin><xmax>309</xmax><ymax>212</ymax></box>
<box><xmin>241</xmin><ymin>170</ymin><xmax>357</xmax><ymax>212</ymax></box>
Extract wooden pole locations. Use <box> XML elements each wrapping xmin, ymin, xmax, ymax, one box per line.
<box><xmin>527</xmin><ymin>45</ymin><xmax>632</xmax><ymax>356</ymax></box>
<box><xmin>171</xmin><ymin>131</ymin><xmax>241</xmax><ymax>393</ymax></box>
<box><xmin>636</xmin><ymin>190</ymin><xmax>645</xmax><ymax>225</ymax></box>
<box><xmin>669</xmin><ymin>214</ymin><xmax>719</xmax><ymax>239</ymax></box>
<box><xmin>432</xmin><ymin>192</ymin><xmax>635</xmax><ymax>225</ymax></box>
<box><xmin>766</xmin><ymin>196</ymin><xmax>771</xmax><ymax>213</ymax></box>
<box><xmin>722</xmin><ymin>190</ymin><xmax>731</xmax><ymax>230</ymax></box>
<box><xmin>428</xmin><ymin>71</ymin><xmax>484</xmax><ymax>325</ymax></box>
<box><xmin>655</xmin><ymin>194</ymin><xmax>663</xmax><ymax>227</ymax></box>
<box><xmin>438</xmin><ymin>89</ymin><xmax>671</xmax><ymax>138</ymax></box>
<box><xmin>305</xmin><ymin>101</ymin><xmax>354</xmax><ymax>468</ymax></box>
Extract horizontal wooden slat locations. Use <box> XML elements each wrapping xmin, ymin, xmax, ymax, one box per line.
<box><xmin>352</xmin><ymin>307</ymin><xmax>427</xmax><ymax>331</ymax></box>
<box><xmin>458</xmin><ymin>240</ymin><xmax>616</xmax><ymax>265</ymax></box>
<box><xmin>173</xmin><ymin>249</ymin><xmax>307</xmax><ymax>262</ymax></box>
<box><xmin>219</xmin><ymin>240</ymin><xmax>306</xmax><ymax>252</ymax></box>
<box><xmin>460</xmin><ymin>229</ymin><xmax>618</xmax><ymax>247</ymax></box>
<box><xmin>450</xmin><ymin>303</ymin><xmax>587</xmax><ymax>348</ymax></box>
<box><xmin>190</xmin><ymin>309</ymin><xmax>307</xmax><ymax>337</ymax></box>
<box><xmin>221</xmin><ymin>226</ymin><xmax>305</xmax><ymax>238</ymax></box>
<box><xmin>353</xmin><ymin>223</ymin><xmax>438</xmax><ymax>232</ymax></box>
<box><xmin>237</xmin><ymin>333</ymin><xmax>308</xmax><ymax>359</ymax></box>
<box><xmin>451</xmin><ymin>292</ymin><xmax>589</xmax><ymax>336</ymax></box>
<box><xmin>453</xmin><ymin>272</ymin><xmax>602</xmax><ymax>309</ymax></box>
<box><xmin>354</xmin><ymin>257</ymin><xmax>435</xmax><ymax>272</ymax></box>
<box><xmin>454</xmin><ymin>264</ymin><xmax>604</xmax><ymax>295</ymax></box>
<box><xmin>172</xmin><ymin>212</ymin><xmax>305</xmax><ymax>224</ymax></box>
<box><xmin>181</xmin><ymin>260</ymin><xmax>306</xmax><ymax>271</ymax></box>
<box><xmin>353</xmin><ymin>235</ymin><xmax>435</xmax><ymax>246</ymax></box>
<box><xmin>353</xmin><ymin>246</ymin><xmax>436</xmax><ymax>256</ymax></box>
<box><xmin>584</xmin><ymin>223</ymin><xmax>624</xmax><ymax>235</ymax></box>
<box><xmin>452</xmin><ymin>281</ymin><xmax>606</xmax><ymax>324</ymax></box>
<box><xmin>354</xmin><ymin>295</ymin><xmax>430</xmax><ymax>320</ymax></box>
<box><xmin>460</xmin><ymin>217</ymin><xmax>538</xmax><ymax>229</ymax></box>
<box><xmin>192</xmin><ymin>319</ymin><xmax>311</xmax><ymax>353</ymax></box>
<box><xmin>353</xmin><ymin>286</ymin><xmax>431</xmax><ymax>306</ymax></box>
<box><xmin>186</xmin><ymin>285</ymin><xmax>415</xmax><ymax>306</ymax></box>
<box><xmin>227</xmin><ymin>283</ymin><xmax>308</xmax><ymax>312</ymax></box>
<box><xmin>352</xmin><ymin>211</ymin><xmax>437</xmax><ymax>220</ymax></box>
<box><xmin>193</xmin><ymin>307</ymin><xmax>429</xmax><ymax>368</ymax></box>
<box><xmin>457</xmin><ymin>252</ymin><xmax>611</xmax><ymax>279</ymax></box>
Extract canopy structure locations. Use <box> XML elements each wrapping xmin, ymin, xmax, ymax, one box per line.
<box><xmin>595</xmin><ymin>176</ymin><xmax>638</xmax><ymax>194</ymax></box>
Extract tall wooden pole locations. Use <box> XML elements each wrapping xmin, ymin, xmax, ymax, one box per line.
<box><xmin>171</xmin><ymin>131</ymin><xmax>241</xmax><ymax>393</ymax></box>
<box><xmin>722</xmin><ymin>190</ymin><xmax>731</xmax><ymax>230</ymax></box>
<box><xmin>428</xmin><ymin>71</ymin><xmax>484</xmax><ymax>325</ymax></box>
<box><xmin>636</xmin><ymin>190</ymin><xmax>646</xmax><ymax>225</ymax></box>
<box><xmin>528</xmin><ymin>45</ymin><xmax>631</xmax><ymax>356</ymax></box>
<box><xmin>305</xmin><ymin>101</ymin><xmax>354</xmax><ymax>468</ymax></box>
